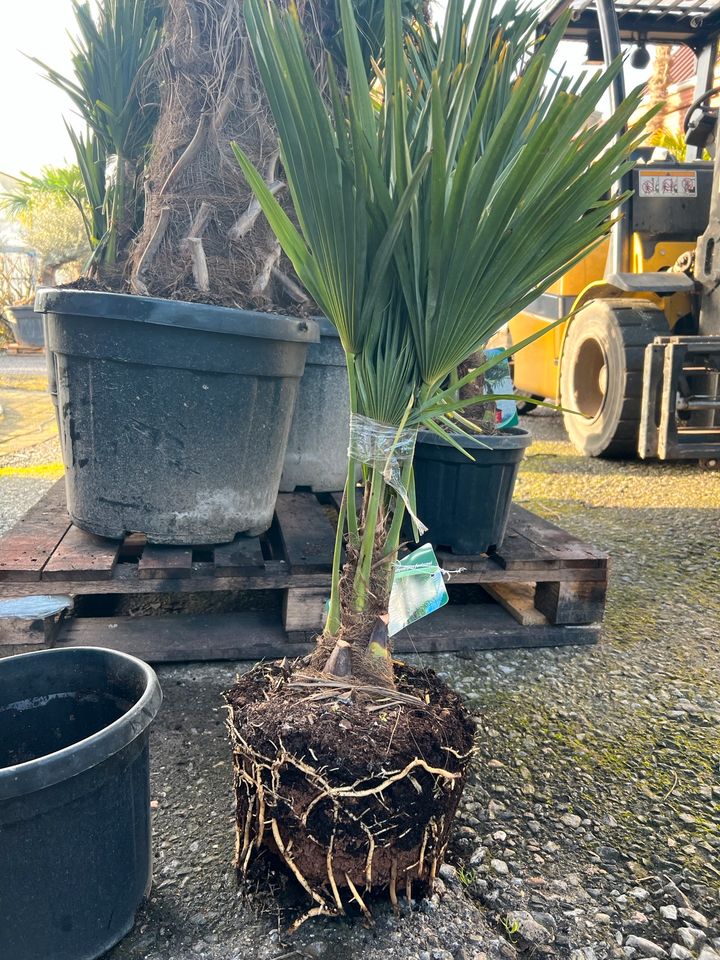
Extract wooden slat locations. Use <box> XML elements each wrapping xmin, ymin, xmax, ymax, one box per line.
<box><xmin>283</xmin><ymin>587</ymin><xmax>328</xmax><ymax>633</ymax></box>
<box><xmin>43</xmin><ymin>526</ymin><xmax>121</xmax><ymax>582</ymax></box>
<box><xmin>0</xmin><ymin>482</ymin><xmax>70</xmax><ymax>581</ymax></box>
<box><xmin>274</xmin><ymin>493</ymin><xmax>337</xmax><ymax>572</ymax></box>
<box><xmin>290</xmin><ymin>603</ymin><xmax>600</xmax><ymax>652</ymax></box>
<box><xmin>213</xmin><ymin>536</ymin><xmax>265</xmax><ymax>575</ymax></box>
<box><xmin>483</xmin><ymin>583</ymin><xmax>548</xmax><ymax>627</ymax></box>
<box><xmin>534</xmin><ymin>579</ymin><xmax>607</xmax><ymax>626</ymax></box>
<box><xmin>394</xmin><ymin>604</ymin><xmax>600</xmax><ymax>652</ymax></box>
<box><xmin>138</xmin><ymin>546</ymin><xmax>193</xmax><ymax>580</ymax></box>
<box><xmin>495</xmin><ymin>505</ymin><xmax>607</xmax><ymax>570</ymax></box>
<box><xmin>56</xmin><ymin>612</ymin><xmax>314</xmax><ymax>662</ymax></box>
<box><xmin>0</xmin><ymin>561</ymin><xmax>606</xmax><ymax>600</ymax></box>
<box><xmin>55</xmin><ymin>605</ymin><xmax>598</xmax><ymax>662</ymax></box>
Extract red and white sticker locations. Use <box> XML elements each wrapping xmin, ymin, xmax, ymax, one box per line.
<box><xmin>638</xmin><ymin>170</ymin><xmax>697</xmax><ymax>198</ymax></box>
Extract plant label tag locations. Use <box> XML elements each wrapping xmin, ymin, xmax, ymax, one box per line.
<box><xmin>484</xmin><ymin>347</ymin><xmax>519</xmax><ymax>429</ymax></box>
<box><xmin>387</xmin><ymin>544</ymin><xmax>448</xmax><ymax>637</ymax></box>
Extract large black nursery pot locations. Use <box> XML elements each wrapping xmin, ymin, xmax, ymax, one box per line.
<box><xmin>3</xmin><ymin>304</ymin><xmax>45</xmax><ymax>347</ymax></box>
<box><xmin>410</xmin><ymin>427</ymin><xmax>532</xmax><ymax>555</ymax></box>
<box><xmin>0</xmin><ymin>646</ymin><xmax>162</xmax><ymax>960</ymax></box>
<box><xmin>36</xmin><ymin>289</ymin><xmax>318</xmax><ymax>544</ymax></box>
<box><xmin>280</xmin><ymin>318</ymin><xmax>350</xmax><ymax>492</ymax></box>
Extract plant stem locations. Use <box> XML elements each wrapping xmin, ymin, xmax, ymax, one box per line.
<box><xmin>353</xmin><ymin>466</ymin><xmax>385</xmax><ymax>612</ymax></box>
<box><xmin>325</xmin><ymin>477</ymin><xmax>348</xmax><ymax>637</ymax></box>
<box><xmin>106</xmin><ymin>151</ymin><xmax>124</xmax><ymax>266</ymax></box>
<box><xmin>345</xmin><ymin>354</ymin><xmax>360</xmax><ymax>547</ymax></box>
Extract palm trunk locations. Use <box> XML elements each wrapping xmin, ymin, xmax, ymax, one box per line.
<box><xmin>130</xmin><ymin>0</ymin><xmax>318</xmax><ymax>307</ymax></box>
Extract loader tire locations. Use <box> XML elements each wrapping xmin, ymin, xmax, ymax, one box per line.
<box><xmin>560</xmin><ymin>300</ymin><xmax>668</xmax><ymax>458</ymax></box>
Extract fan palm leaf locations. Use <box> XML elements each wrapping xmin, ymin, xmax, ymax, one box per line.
<box><xmin>235</xmin><ymin>0</ymin><xmax>655</xmax><ymax>670</ymax></box>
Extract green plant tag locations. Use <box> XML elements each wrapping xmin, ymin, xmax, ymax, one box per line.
<box><xmin>387</xmin><ymin>544</ymin><xmax>448</xmax><ymax>637</ymax></box>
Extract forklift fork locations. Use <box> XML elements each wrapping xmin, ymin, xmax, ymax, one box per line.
<box><xmin>639</xmin><ymin>336</ymin><xmax>720</xmax><ymax>460</ymax></box>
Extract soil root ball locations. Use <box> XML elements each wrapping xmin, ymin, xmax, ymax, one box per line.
<box><xmin>225</xmin><ymin>660</ymin><xmax>476</xmax><ymax>928</ymax></box>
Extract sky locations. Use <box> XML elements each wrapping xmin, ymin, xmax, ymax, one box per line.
<box><xmin>0</xmin><ymin>0</ymin><xmax>84</xmax><ymax>179</ymax></box>
<box><xmin>0</xmin><ymin>0</ymin><xmax>648</xmax><ymax>181</ymax></box>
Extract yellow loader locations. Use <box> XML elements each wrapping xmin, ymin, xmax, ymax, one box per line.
<box><xmin>510</xmin><ymin>0</ymin><xmax>720</xmax><ymax>462</ymax></box>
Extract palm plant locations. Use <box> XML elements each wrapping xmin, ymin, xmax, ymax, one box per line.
<box><xmin>32</xmin><ymin>0</ymin><xmax>162</xmax><ymax>269</ymax></box>
<box><xmin>0</xmin><ymin>166</ymin><xmax>90</xmax><ymax>284</ymax></box>
<box><xmin>128</xmin><ymin>0</ymin><xmax>431</xmax><ymax>306</ymax></box>
<box><xmin>225</xmin><ymin>0</ymin><xmax>656</xmax><ymax>918</ymax></box>
<box><xmin>236</xmin><ymin>0</ymin><xmax>652</xmax><ymax>683</ymax></box>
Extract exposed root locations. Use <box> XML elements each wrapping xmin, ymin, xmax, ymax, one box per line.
<box><xmin>159</xmin><ymin>112</ymin><xmax>211</xmax><ymax>198</ymax></box>
<box><xmin>185</xmin><ymin>201</ymin><xmax>214</xmax><ymax>242</ymax></box>
<box><xmin>228</xmin><ymin>181</ymin><xmax>286</xmax><ymax>241</ymax></box>
<box><xmin>389</xmin><ymin>858</ymin><xmax>399</xmax><ymax>915</ymax></box>
<box><xmin>270</xmin><ymin>818</ymin><xmax>324</xmax><ymax>907</ymax></box>
<box><xmin>226</xmin><ymin>661</ymin><xmax>475</xmax><ymax>930</ymax></box>
<box><xmin>345</xmin><ymin>872</ymin><xmax>373</xmax><ymax>924</ymax></box>
<box><xmin>130</xmin><ymin>205</ymin><xmax>171</xmax><ymax>295</ymax></box>
<box><xmin>251</xmin><ymin>242</ymin><xmax>281</xmax><ymax>297</ymax></box>
<box><xmin>272</xmin><ymin>267</ymin><xmax>310</xmax><ymax>303</ymax></box>
<box><xmin>186</xmin><ymin>237</ymin><xmax>210</xmax><ymax>291</ymax></box>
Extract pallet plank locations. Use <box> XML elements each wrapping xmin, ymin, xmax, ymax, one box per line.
<box><xmin>57</xmin><ymin>605</ymin><xmax>597</xmax><ymax>661</ymax></box>
<box><xmin>290</xmin><ymin>603</ymin><xmax>600</xmax><ymax>652</ymax></box>
<box><xmin>283</xmin><ymin>587</ymin><xmax>327</xmax><ymax>634</ymax></box>
<box><xmin>274</xmin><ymin>493</ymin><xmax>336</xmax><ymax>572</ymax></box>
<box><xmin>534</xmin><ymin>579</ymin><xmax>607</xmax><ymax>626</ymax></box>
<box><xmin>0</xmin><ymin>482</ymin><xmax>70</xmax><ymax>582</ymax></box>
<box><xmin>495</xmin><ymin>505</ymin><xmax>607</xmax><ymax>569</ymax></box>
<box><xmin>43</xmin><ymin>526</ymin><xmax>121</xmax><ymax>581</ymax></box>
<box><xmin>213</xmin><ymin>536</ymin><xmax>265</xmax><ymax>575</ymax></box>
<box><xmin>483</xmin><ymin>582</ymin><xmax>548</xmax><ymax>627</ymax></box>
<box><xmin>57</xmin><ymin>612</ymin><xmax>314</xmax><ymax>662</ymax></box>
<box><xmin>138</xmin><ymin>546</ymin><xmax>194</xmax><ymax>580</ymax></box>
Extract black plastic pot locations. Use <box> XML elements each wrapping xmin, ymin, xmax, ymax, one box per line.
<box><xmin>409</xmin><ymin>427</ymin><xmax>532</xmax><ymax>555</ymax></box>
<box><xmin>0</xmin><ymin>646</ymin><xmax>162</xmax><ymax>960</ymax></box>
<box><xmin>35</xmin><ymin>289</ymin><xmax>318</xmax><ymax>543</ymax></box>
<box><xmin>280</xmin><ymin>318</ymin><xmax>350</xmax><ymax>492</ymax></box>
<box><xmin>3</xmin><ymin>305</ymin><xmax>45</xmax><ymax>347</ymax></box>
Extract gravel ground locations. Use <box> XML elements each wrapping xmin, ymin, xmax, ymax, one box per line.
<box><xmin>2</xmin><ymin>406</ymin><xmax>719</xmax><ymax>960</ymax></box>
<box><xmin>0</xmin><ymin>353</ymin><xmax>48</xmax><ymax>375</ymax></box>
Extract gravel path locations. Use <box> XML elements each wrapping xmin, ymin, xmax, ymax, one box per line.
<box><xmin>0</xmin><ymin>353</ymin><xmax>48</xmax><ymax>375</ymax></box>
<box><xmin>2</xmin><ymin>409</ymin><xmax>719</xmax><ymax>959</ymax></box>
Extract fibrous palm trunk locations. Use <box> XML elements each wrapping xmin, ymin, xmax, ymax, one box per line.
<box><xmin>130</xmin><ymin>0</ymin><xmax>317</xmax><ymax>307</ymax></box>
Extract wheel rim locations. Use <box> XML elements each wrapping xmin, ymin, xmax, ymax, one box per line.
<box><xmin>572</xmin><ymin>336</ymin><xmax>608</xmax><ymax>419</ymax></box>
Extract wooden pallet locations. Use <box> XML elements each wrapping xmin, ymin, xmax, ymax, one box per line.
<box><xmin>0</xmin><ymin>480</ymin><xmax>608</xmax><ymax>660</ymax></box>
<box><xmin>2</xmin><ymin>343</ymin><xmax>45</xmax><ymax>355</ymax></box>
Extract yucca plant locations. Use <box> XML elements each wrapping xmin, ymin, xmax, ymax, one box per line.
<box><xmin>226</xmin><ymin>0</ymin><xmax>654</xmax><ymax>920</ymax></box>
<box><xmin>33</xmin><ymin>0</ymin><xmax>161</xmax><ymax>269</ymax></box>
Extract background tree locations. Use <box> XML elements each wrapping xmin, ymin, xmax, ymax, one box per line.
<box><xmin>1</xmin><ymin>166</ymin><xmax>89</xmax><ymax>285</ymax></box>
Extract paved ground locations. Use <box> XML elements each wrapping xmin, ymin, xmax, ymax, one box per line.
<box><xmin>1</xmin><ymin>378</ymin><xmax>719</xmax><ymax>960</ymax></box>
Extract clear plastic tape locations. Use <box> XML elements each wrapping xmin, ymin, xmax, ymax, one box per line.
<box><xmin>347</xmin><ymin>414</ymin><xmax>427</xmax><ymax>535</ymax></box>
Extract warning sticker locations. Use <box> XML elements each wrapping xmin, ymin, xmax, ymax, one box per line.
<box><xmin>638</xmin><ymin>170</ymin><xmax>697</xmax><ymax>198</ymax></box>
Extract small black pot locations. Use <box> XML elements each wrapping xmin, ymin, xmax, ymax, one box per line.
<box><xmin>409</xmin><ymin>427</ymin><xmax>532</xmax><ymax>555</ymax></box>
<box><xmin>0</xmin><ymin>646</ymin><xmax>162</xmax><ymax>960</ymax></box>
<box><xmin>36</xmin><ymin>289</ymin><xmax>318</xmax><ymax>543</ymax></box>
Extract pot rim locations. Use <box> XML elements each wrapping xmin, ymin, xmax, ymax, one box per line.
<box><xmin>0</xmin><ymin>646</ymin><xmax>162</xmax><ymax>800</ymax></box>
<box><xmin>416</xmin><ymin>426</ymin><xmax>532</xmax><ymax>450</ymax></box>
<box><xmin>35</xmin><ymin>288</ymin><xmax>319</xmax><ymax>345</ymax></box>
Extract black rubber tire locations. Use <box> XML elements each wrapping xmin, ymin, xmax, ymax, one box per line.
<box><xmin>560</xmin><ymin>300</ymin><xmax>668</xmax><ymax>458</ymax></box>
